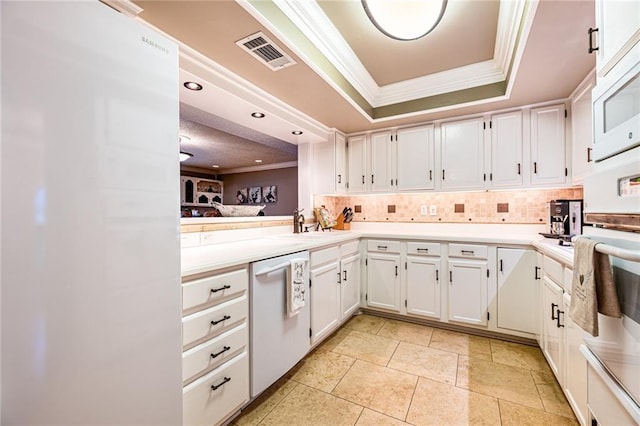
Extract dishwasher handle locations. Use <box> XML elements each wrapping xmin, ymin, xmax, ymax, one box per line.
<box><xmin>254</xmin><ymin>259</ymin><xmax>308</xmax><ymax>277</ymax></box>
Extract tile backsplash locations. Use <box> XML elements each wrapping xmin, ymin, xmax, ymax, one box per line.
<box><xmin>315</xmin><ymin>187</ymin><xmax>583</xmax><ymax>225</ymax></box>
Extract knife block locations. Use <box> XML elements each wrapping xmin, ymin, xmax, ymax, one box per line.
<box><xmin>333</xmin><ymin>214</ymin><xmax>350</xmax><ymax>230</ymax></box>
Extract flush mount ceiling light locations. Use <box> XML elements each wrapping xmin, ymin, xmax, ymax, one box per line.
<box><xmin>183</xmin><ymin>81</ymin><xmax>203</xmax><ymax>91</ymax></box>
<box><xmin>255</xmin><ymin>159</ymin><xmax>263</xmax><ymax>163</ymax></box>
<box><xmin>251</xmin><ymin>112</ymin><xmax>266</xmax><ymax>118</ymax></box>
<box><xmin>362</xmin><ymin>0</ymin><xmax>447</xmax><ymax>41</ymax></box>
<box><xmin>292</xmin><ymin>130</ymin><xmax>303</xmax><ymax>135</ymax></box>
<box><xmin>179</xmin><ymin>151</ymin><xmax>193</xmax><ymax>162</ymax></box>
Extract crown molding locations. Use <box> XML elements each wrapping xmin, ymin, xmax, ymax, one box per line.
<box><xmin>270</xmin><ymin>0</ymin><xmax>530</xmax><ymax>108</ymax></box>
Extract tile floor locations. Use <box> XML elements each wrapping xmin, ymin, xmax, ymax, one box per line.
<box><xmin>232</xmin><ymin>314</ymin><xmax>579</xmax><ymax>426</ymax></box>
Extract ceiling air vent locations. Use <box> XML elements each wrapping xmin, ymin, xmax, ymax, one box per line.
<box><xmin>236</xmin><ymin>32</ymin><xmax>296</xmax><ymax>71</ymax></box>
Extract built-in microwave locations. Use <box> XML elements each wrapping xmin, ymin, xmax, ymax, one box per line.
<box><xmin>592</xmin><ymin>45</ymin><xmax>640</xmax><ymax>162</ymax></box>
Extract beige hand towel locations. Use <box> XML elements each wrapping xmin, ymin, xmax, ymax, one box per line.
<box><xmin>286</xmin><ymin>258</ymin><xmax>306</xmax><ymax>318</ymax></box>
<box><xmin>570</xmin><ymin>237</ymin><xmax>622</xmax><ymax>337</ymax></box>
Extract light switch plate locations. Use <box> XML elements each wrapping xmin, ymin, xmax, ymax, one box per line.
<box><xmin>420</xmin><ymin>205</ymin><xmax>427</xmax><ymax>215</ymax></box>
<box><xmin>429</xmin><ymin>205</ymin><xmax>437</xmax><ymax>216</ymax></box>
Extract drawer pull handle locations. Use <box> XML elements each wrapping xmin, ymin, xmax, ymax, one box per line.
<box><xmin>210</xmin><ymin>346</ymin><xmax>231</xmax><ymax>359</ymax></box>
<box><xmin>211</xmin><ymin>315</ymin><xmax>231</xmax><ymax>326</ymax></box>
<box><xmin>343</xmin><ymin>270</ymin><xmax>347</xmax><ymax>281</ymax></box>
<box><xmin>551</xmin><ymin>303</ymin><xmax>558</xmax><ymax>321</ymax></box>
<box><xmin>211</xmin><ymin>376</ymin><xmax>231</xmax><ymax>391</ymax></box>
<box><xmin>534</xmin><ymin>266</ymin><xmax>541</xmax><ymax>280</ymax></box>
<box><xmin>461</xmin><ymin>250</ymin><xmax>475</xmax><ymax>255</ymax></box>
<box><xmin>377</xmin><ymin>245</ymin><xmax>387</xmax><ymax>250</ymax></box>
<box><xmin>211</xmin><ymin>284</ymin><xmax>231</xmax><ymax>293</ymax></box>
<box><xmin>556</xmin><ymin>310</ymin><xmax>565</xmax><ymax>328</ymax></box>
<box><xmin>417</xmin><ymin>248</ymin><xmax>429</xmax><ymax>253</ymax></box>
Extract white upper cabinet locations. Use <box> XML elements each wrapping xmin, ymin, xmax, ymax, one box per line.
<box><xmin>441</xmin><ymin>118</ymin><xmax>485</xmax><ymax>190</ymax></box>
<box><xmin>370</xmin><ymin>130</ymin><xmax>393</xmax><ymax>192</ymax></box>
<box><xmin>335</xmin><ymin>133</ymin><xmax>347</xmax><ymax>193</ymax></box>
<box><xmin>530</xmin><ymin>104</ymin><xmax>567</xmax><ymax>186</ymax></box>
<box><xmin>347</xmin><ymin>135</ymin><xmax>368</xmax><ymax>193</ymax></box>
<box><xmin>570</xmin><ymin>73</ymin><xmax>595</xmax><ymax>185</ymax></box>
<box><xmin>397</xmin><ymin>125</ymin><xmax>435</xmax><ymax>190</ymax></box>
<box><xmin>593</xmin><ymin>0</ymin><xmax>640</xmax><ymax>78</ymax></box>
<box><xmin>488</xmin><ymin>111</ymin><xmax>523</xmax><ymax>188</ymax></box>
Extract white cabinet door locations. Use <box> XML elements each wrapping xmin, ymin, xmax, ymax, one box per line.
<box><xmin>530</xmin><ymin>105</ymin><xmax>567</xmax><ymax>186</ymax></box>
<box><xmin>370</xmin><ymin>131</ymin><xmax>393</xmax><ymax>192</ymax></box>
<box><xmin>406</xmin><ymin>256</ymin><xmax>440</xmax><ymax>320</ymax></box>
<box><xmin>496</xmin><ymin>248</ymin><xmax>537</xmax><ymax>334</ymax></box>
<box><xmin>594</xmin><ymin>0</ymin><xmax>640</xmax><ymax>77</ymax></box>
<box><xmin>541</xmin><ymin>276</ymin><xmax>565</xmax><ymax>384</ymax></box>
<box><xmin>367</xmin><ymin>253</ymin><xmax>401</xmax><ymax>312</ymax></box>
<box><xmin>570</xmin><ymin>75</ymin><xmax>595</xmax><ymax>185</ymax></box>
<box><xmin>312</xmin><ymin>138</ymin><xmax>336</xmax><ymax>195</ymax></box>
<box><xmin>397</xmin><ymin>125</ymin><xmax>435</xmax><ymax>190</ymax></box>
<box><xmin>441</xmin><ymin>118</ymin><xmax>485</xmax><ymax>190</ymax></box>
<box><xmin>310</xmin><ymin>261</ymin><xmax>341</xmax><ymax>345</ymax></box>
<box><xmin>181</xmin><ymin>176</ymin><xmax>196</xmax><ymax>206</ymax></box>
<box><xmin>448</xmin><ymin>259</ymin><xmax>488</xmax><ymax>326</ymax></box>
<box><xmin>489</xmin><ymin>111</ymin><xmax>523</xmax><ymax>187</ymax></box>
<box><xmin>335</xmin><ymin>132</ymin><xmax>347</xmax><ymax>193</ymax></box>
<box><xmin>563</xmin><ymin>293</ymin><xmax>588</xmax><ymax>426</ymax></box>
<box><xmin>347</xmin><ymin>135</ymin><xmax>367</xmax><ymax>193</ymax></box>
<box><xmin>340</xmin><ymin>252</ymin><xmax>361</xmax><ymax>319</ymax></box>
<box><xmin>535</xmin><ymin>251</ymin><xmax>544</xmax><ymax>346</ymax></box>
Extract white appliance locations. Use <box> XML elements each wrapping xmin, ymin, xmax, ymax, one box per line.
<box><xmin>1</xmin><ymin>2</ymin><xmax>182</xmax><ymax>424</ymax></box>
<box><xmin>592</xmin><ymin>43</ymin><xmax>640</xmax><ymax>162</ymax></box>
<box><xmin>250</xmin><ymin>251</ymin><xmax>310</xmax><ymax>398</ymax></box>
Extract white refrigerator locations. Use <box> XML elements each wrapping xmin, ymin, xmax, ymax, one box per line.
<box><xmin>1</xmin><ymin>2</ymin><xmax>182</xmax><ymax>424</ymax></box>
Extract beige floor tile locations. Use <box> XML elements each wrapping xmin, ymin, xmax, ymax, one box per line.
<box><xmin>332</xmin><ymin>359</ymin><xmax>417</xmax><ymax>420</ymax></box>
<box><xmin>291</xmin><ymin>350</ymin><xmax>356</xmax><ymax>392</ymax></box>
<box><xmin>333</xmin><ymin>330</ymin><xmax>399</xmax><ymax>365</ymax></box>
<box><xmin>531</xmin><ymin>370</ymin><xmax>576</xmax><ymax>418</ymax></box>
<box><xmin>313</xmin><ymin>326</ymin><xmax>352</xmax><ymax>353</ymax></box>
<box><xmin>356</xmin><ymin>408</ymin><xmax>412</xmax><ymax>426</ymax></box>
<box><xmin>344</xmin><ymin>314</ymin><xmax>387</xmax><ymax>334</ymax></box>
<box><xmin>377</xmin><ymin>319</ymin><xmax>434</xmax><ymax>347</ymax></box>
<box><xmin>388</xmin><ymin>341</ymin><xmax>458</xmax><ymax>385</ymax></box>
<box><xmin>406</xmin><ymin>377</ymin><xmax>501</xmax><ymax>426</ymax></box>
<box><xmin>429</xmin><ymin>328</ymin><xmax>492</xmax><ymax>360</ymax></box>
<box><xmin>233</xmin><ymin>378</ymin><xmax>298</xmax><ymax>426</ymax></box>
<box><xmin>259</xmin><ymin>383</ymin><xmax>363</xmax><ymax>426</ymax></box>
<box><xmin>491</xmin><ymin>339</ymin><xmax>553</xmax><ymax>373</ymax></box>
<box><xmin>499</xmin><ymin>400</ymin><xmax>580</xmax><ymax>426</ymax></box>
<box><xmin>456</xmin><ymin>356</ymin><xmax>543</xmax><ymax>410</ymax></box>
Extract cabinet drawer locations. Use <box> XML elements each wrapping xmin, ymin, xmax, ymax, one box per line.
<box><xmin>543</xmin><ymin>256</ymin><xmax>564</xmax><ymax>285</ymax></box>
<box><xmin>407</xmin><ymin>242</ymin><xmax>441</xmax><ymax>256</ymax></box>
<box><xmin>367</xmin><ymin>240</ymin><xmax>401</xmax><ymax>253</ymax></box>
<box><xmin>183</xmin><ymin>296</ymin><xmax>247</xmax><ymax>350</ymax></box>
<box><xmin>310</xmin><ymin>246</ymin><xmax>339</xmax><ymax>267</ymax></box>
<box><xmin>340</xmin><ymin>240</ymin><xmax>360</xmax><ymax>257</ymax></box>
<box><xmin>183</xmin><ymin>267</ymin><xmax>248</xmax><ymax>313</ymax></box>
<box><xmin>183</xmin><ymin>322</ymin><xmax>248</xmax><ymax>386</ymax></box>
<box><xmin>183</xmin><ymin>352</ymin><xmax>249</xmax><ymax>426</ymax></box>
<box><xmin>449</xmin><ymin>243</ymin><xmax>488</xmax><ymax>259</ymax></box>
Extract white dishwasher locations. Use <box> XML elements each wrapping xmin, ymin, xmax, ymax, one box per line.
<box><xmin>250</xmin><ymin>251</ymin><xmax>310</xmax><ymax>398</ymax></box>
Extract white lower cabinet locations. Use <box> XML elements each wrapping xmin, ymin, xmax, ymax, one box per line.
<box><xmin>563</xmin><ymin>292</ymin><xmax>588</xmax><ymax>426</ymax></box>
<box><xmin>309</xmin><ymin>240</ymin><xmax>361</xmax><ymax>345</ymax></box>
<box><xmin>496</xmin><ymin>248</ymin><xmax>537</xmax><ymax>335</ymax></box>
<box><xmin>367</xmin><ymin>252</ymin><xmax>401</xmax><ymax>312</ymax></box>
<box><xmin>181</xmin><ymin>265</ymin><xmax>250</xmax><ymax>426</ymax></box>
<box><xmin>405</xmin><ymin>245</ymin><xmax>441</xmax><ymax>320</ymax></box>
<box><xmin>448</xmin><ymin>259</ymin><xmax>489</xmax><ymax>326</ymax></box>
<box><xmin>541</xmin><ymin>274</ymin><xmax>565</xmax><ymax>385</ymax></box>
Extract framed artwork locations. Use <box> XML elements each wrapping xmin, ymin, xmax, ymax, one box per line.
<box><xmin>262</xmin><ymin>185</ymin><xmax>277</xmax><ymax>203</ymax></box>
<box><xmin>249</xmin><ymin>186</ymin><xmax>262</xmax><ymax>204</ymax></box>
<box><xmin>236</xmin><ymin>188</ymin><xmax>248</xmax><ymax>204</ymax></box>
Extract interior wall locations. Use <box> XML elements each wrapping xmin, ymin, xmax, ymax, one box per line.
<box><xmin>222</xmin><ymin>167</ymin><xmax>298</xmax><ymax>216</ymax></box>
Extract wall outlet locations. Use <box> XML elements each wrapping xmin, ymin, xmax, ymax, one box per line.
<box><xmin>429</xmin><ymin>205</ymin><xmax>437</xmax><ymax>216</ymax></box>
<box><xmin>420</xmin><ymin>205</ymin><xmax>428</xmax><ymax>215</ymax></box>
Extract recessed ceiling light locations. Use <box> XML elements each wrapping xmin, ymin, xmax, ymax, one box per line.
<box><xmin>212</xmin><ymin>165</ymin><xmax>220</xmax><ymax>168</ymax></box>
<box><xmin>255</xmin><ymin>159</ymin><xmax>263</xmax><ymax>163</ymax></box>
<box><xmin>179</xmin><ymin>135</ymin><xmax>191</xmax><ymax>143</ymax></box>
<box><xmin>292</xmin><ymin>130</ymin><xmax>303</xmax><ymax>135</ymax></box>
<box><xmin>183</xmin><ymin>81</ymin><xmax>203</xmax><ymax>91</ymax></box>
<box><xmin>179</xmin><ymin>151</ymin><xmax>193</xmax><ymax>162</ymax></box>
<box><xmin>251</xmin><ymin>112</ymin><xmax>265</xmax><ymax>118</ymax></box>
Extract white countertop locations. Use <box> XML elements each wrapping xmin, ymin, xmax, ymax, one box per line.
<box><xmin>181</xmin><ymin>222</ymin><xmax>579</xmax><ymax>277</ymax></box>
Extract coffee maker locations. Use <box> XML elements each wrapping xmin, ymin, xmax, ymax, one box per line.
<box><xmin>543</xmin><ymin>199</ymin><xmax>583</xmax><ymax>239</ymax></box>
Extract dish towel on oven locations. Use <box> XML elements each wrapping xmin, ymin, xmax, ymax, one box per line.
<box><xmin>569</xmin><ymin>237</ymin><xmax>622</xmax><ymax>336</ymax></box>
<box><xmin>287</xmin><ymin>258</ymin><xmax>306</xmax><ymax>318</ymax></box>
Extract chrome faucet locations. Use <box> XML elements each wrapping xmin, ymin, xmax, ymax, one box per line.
<box><xmin>293</xmin><ymin>208</ymin><xmax>304</xmax><ymax>234</ymax></box>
